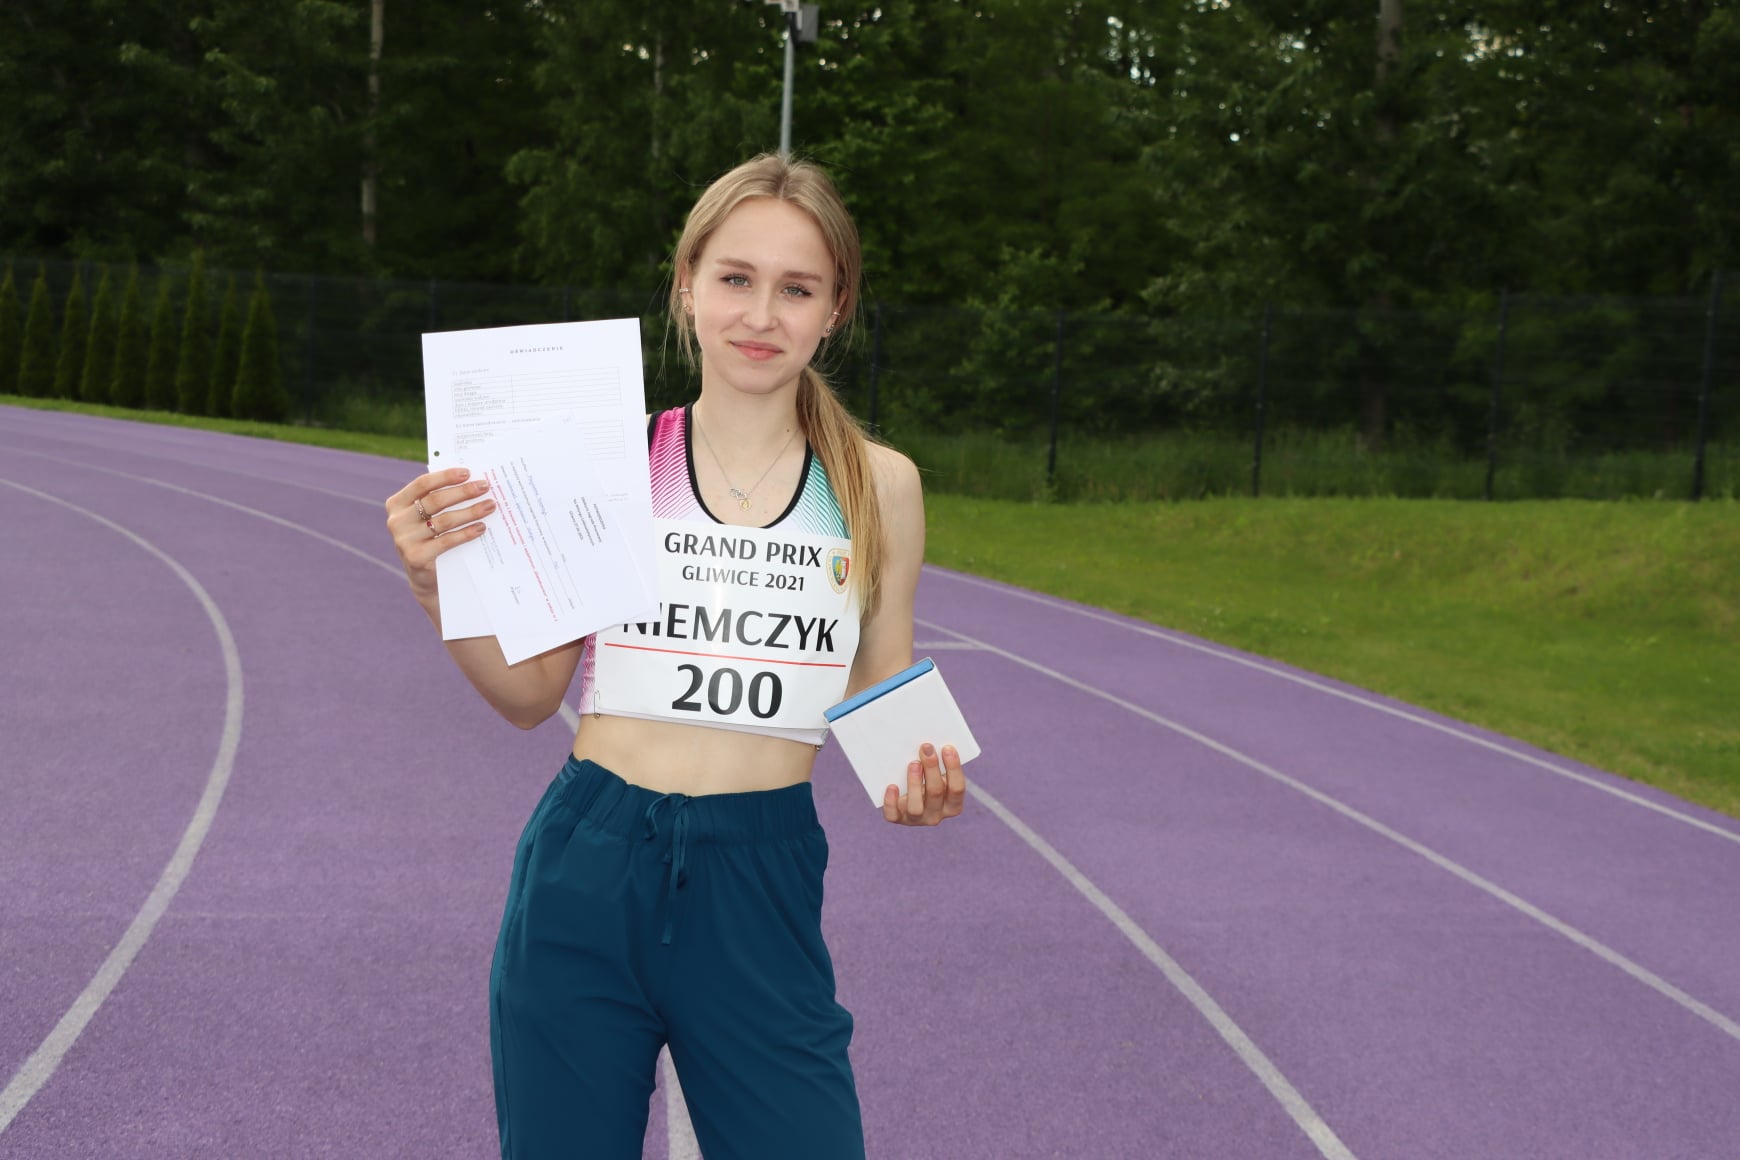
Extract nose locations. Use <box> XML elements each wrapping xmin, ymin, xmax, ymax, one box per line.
<box><xmin>742</xmin><ymin>288</ymin><xmax>777</xmax><ymax>331</ymax></box>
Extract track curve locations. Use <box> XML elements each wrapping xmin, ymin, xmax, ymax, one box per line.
<box><xmin>3</xmin><ymin>405</ymin><xmax>1738</xmax><ymax>1159</ymax></box>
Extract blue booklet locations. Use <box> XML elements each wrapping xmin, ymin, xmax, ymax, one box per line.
<box><xmin>824</xmin><ymin>657</ymin><xmax>936</xmax><ymax>722</ymax></box>
<box><xmin>824</xmin><ymin>657</ymin><xmax>981</xmax><ymax>804</ymax></box>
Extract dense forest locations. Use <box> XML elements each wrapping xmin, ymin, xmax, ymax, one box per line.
<box><xmin>2</xmin><ymin>2</ymin><xmax>1736</xmax><ymax>495</ymax></box>
<box><xmin>3</xmin><ymin>1</ymin><xmax>1735</xmax><ymax>311</ymax></box>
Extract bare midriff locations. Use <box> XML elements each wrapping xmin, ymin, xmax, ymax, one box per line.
<box><xmin>571</xmin><ymin>713</ymin><xmax>818</xmax><ymax>796</ymax></box>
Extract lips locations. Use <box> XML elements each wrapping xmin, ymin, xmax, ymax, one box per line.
<box><xmin>731</xmin><ymin>341</ymin><xmax>782</xmax><ymax>362</ymax></box>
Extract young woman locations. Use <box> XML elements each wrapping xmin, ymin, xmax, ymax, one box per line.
<box><xmin>385</xmin><ymin>154</ymin><xmax>966</xmax><ymax>1159</ymax></box>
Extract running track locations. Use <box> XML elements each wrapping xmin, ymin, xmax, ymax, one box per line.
<box><xmin>4</xmin><ymin>406</ymin><xmax>1739</xmax><ymax>1159</ymax></box>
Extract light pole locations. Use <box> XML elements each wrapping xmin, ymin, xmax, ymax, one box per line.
<box><xmin>762</xmin><ymin>0</ymin><xmax>818</xmax><ymax>158</ymax></box>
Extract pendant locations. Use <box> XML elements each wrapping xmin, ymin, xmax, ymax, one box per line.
<box><xmin>739</xmin><ymin>498</ymin><xmax>752</xmax><ymax>511</ymax></box>
<box><xmin>730</xmin><ymin>488</ymin><xmax>749</xmax><ymax>510</ymax></box>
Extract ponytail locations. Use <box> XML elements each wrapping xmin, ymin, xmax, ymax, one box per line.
<box><xmin>797</xmin><ymin>365</ymin><xmax>883</xmax><ymax>616</ymax></box>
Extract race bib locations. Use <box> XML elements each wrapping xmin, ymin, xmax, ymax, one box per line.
<box><xmin>591</xmin><ymin>519</ymin><xmax>860</xmax><ymax>738</ymax></box>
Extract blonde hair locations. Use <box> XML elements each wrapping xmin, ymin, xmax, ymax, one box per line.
<box><xmin>669</xmin><ymin>154</ymin><xmax>885</xmax><ymax>615</ymax></box>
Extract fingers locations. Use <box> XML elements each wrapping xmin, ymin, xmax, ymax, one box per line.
<box><xmin>940</xmin><ymin>744</ymin><xmax>966</xmax><ymax>819</ymax></box>
<box><xmin>385</xmin><ymin>467</ymin><xmax>473</xmax><ymax>515</ymax></box>
<box><xmin>427</xmin><ymin>495</ymin><xmax>496</xmax><ymax>538</ymax></box>
<box><xmin>883</xmin><ymin>743</ymin><xmax>965</xmax><ymax>827</ymax></box>
<box><xmin>385</xmin><ymin>468</ymin><xmax>494</xmax><ymax>574</ymax></box>
<box><xmin>903</xmin><ymin>758</ymin><xmax>926</xmax><ymax>821</ymax></box>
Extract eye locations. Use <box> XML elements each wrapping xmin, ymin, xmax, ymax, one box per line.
<box><xmin>722</xmin><ymin>273</ymin><xmax>750</xmax><ymax>288</ymax></box>
<box><xmin>781</xmin><ymin>284</ymin><xmax>814</xmax><ymax>298</ymax></box>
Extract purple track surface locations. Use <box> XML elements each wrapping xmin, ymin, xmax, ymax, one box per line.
<box><xmin>4</xmin><ymin>406</ymin><xmax>1740</xmax><ymax>1160</ymax></box>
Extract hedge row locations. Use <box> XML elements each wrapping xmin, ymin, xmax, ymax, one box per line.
<box><xmin>0</xmin><ymin>257</ymin><xmax>287</xmax><ymax>422</ymax></box>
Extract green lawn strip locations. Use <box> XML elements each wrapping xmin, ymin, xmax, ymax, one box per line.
<box><xmin>923</xmin><ymin>494</ymin><xmax>1740</xmax><ymax>819</ymax></box>
<box><xmin>2</xmin><ymin>396</ymin><xmax>427</xmax><ymax>462</ymax></box>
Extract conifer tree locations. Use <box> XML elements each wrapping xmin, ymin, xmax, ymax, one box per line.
<box><xmin>0</xmin><ymin>266</ymin><xmax>20</xmax><ymax>395</ymax></box>
<box><xmin>174</xmin><ymin>253</ymin><xmax>212</xmax><ymax>414</ymax></box>
<box><xmin>143</xmin><ymin>272</ymin><xmax>179</xmax><ymax>409</ymax></box>
<box><xmin>110</xmin><ymin>268</ymin><xmax>146</xmax><ymax>408</ymax></box>
<box><xmin>52</xmin><ymin>268</ymin><xmax>89</xmax><ymax>399</ymax></box>
<box><xmin>18</xmin><ymin>266</ymin><xmax>56</xmax><ymax>398</ymax></box>
<box><xmin>233</xmin><ymin>272</ymin><xmax>287</xmax><ymax>422</ymax></box>
<box><xmin>82</xmin><ymin>267</ymin><xmax>118</xmax><ymax>404</ymax></box>
<box><xmin>208</xmin><ymin>275</ymin><xmax>241</xmax><ymax>417</ymax></box>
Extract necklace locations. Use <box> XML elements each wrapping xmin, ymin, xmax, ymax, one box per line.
<box><xmin>694</xmin><ymin>412</ymin><xmax>798</xmax><ymax>511</ymax></box>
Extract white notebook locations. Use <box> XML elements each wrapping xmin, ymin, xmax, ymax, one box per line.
<box><xmin>824</xmin><ymin>658</ymin><xmax>982</xmax><ymax>805</ymax></box>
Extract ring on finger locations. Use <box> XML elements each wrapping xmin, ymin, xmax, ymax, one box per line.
<box><xmin>413</xmin><ymin>498</ymin><xmax>431</xmax><ymax>522</ymax></box>
<box><xmin>426</xmin><ymin>518</ymin><xmax>439</xmax><ymax>538</ymax></box>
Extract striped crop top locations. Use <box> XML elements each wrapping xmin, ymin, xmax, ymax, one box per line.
<box><xmin>574</xmin><ymin>404</ymin><xmax>850</xmax><ymax>720</ymax></box>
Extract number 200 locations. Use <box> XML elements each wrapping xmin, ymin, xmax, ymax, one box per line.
<box><xmin>671</xmin><ymin>664</ymin><xmax>783</xmax><ymax>719</ymax></box>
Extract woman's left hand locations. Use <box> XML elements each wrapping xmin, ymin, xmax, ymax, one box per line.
<box><xmin>882</xmin><ymin>743</ymin><xmax>966</xmax><ymax>826</ymax></box>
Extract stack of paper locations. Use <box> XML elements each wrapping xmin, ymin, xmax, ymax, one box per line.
<box><xmin>421</xmin><ymin>320</ymin><xmax>661</xmax><ymax>664</ymax></box>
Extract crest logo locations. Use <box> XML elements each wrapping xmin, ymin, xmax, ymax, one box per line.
<box><xmin>827</xmin><ymin>548</ymin><xmax>851</xmax><ymax>594</ymax></box>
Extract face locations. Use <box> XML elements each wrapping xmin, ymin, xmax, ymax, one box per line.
<box><xmin>682</xmin><ymin>197</ymin><xmax>840</xmax><ymax>399</ymax></box>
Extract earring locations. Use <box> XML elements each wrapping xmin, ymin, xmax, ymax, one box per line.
<box><xmin>822</xmin><ymin>309</ymin><xmax>838</xmax><ymax>337</ymax></box>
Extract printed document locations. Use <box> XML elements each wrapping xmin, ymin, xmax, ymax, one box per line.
<box><xmin>421</xmin><ymin>319</ymin><xmax>658</xmax><ymax>659</ymax></box>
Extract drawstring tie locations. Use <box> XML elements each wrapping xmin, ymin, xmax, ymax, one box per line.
<box><xmin>643</xmin><ymin>793</ymin><xmax>692</xmax><ymax>945</ymax></box>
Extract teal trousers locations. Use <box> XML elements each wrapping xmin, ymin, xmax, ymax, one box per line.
<box><xmin>489</xmin><ymin>756</ymin><xmax>864</xmax><ymax>1159</ymax></box>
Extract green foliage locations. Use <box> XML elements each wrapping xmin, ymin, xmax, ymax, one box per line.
<box><xmin>0</xmin><ymin>264</ymin><xmax>19</xmax><ymax>394</ymax></box>
<box><xmin>175</xmin><ymin>251</ymin><xmax>211</xmax><ymax>413</ymax></box>
<box><xmin>52</xmin><ymin>267</ymin><xmax>88</xmax><ymax>398</ymax></box>
<box><xmin>208</xmin><ymin>274</ymin><xmax>241</xmax><ymax>417</ymax></box>
<box><xmin>144</xmin><ymin>272</ymin><xmax>178</xmax><ymax>409</ymax></box>
<box><xmin>81</xmin><ymin>266</ymin><xmax>117</xmax><ymax>403</ymax></box>
<box><xmin>17</xmin><ymin>266</ymin><xmax>55</xmax><ymax>398</ymax></box>
<box><xmin>232</xmin><ymin>271</ymin><xmax>286</xmax><ymax>421</ymax></box>
<box><xmin>110</xmin><ymin>267</ymin><xmax>146</xmax><ymax>408</ymax></box>
<box><xmin>0</xmin><ymin>0</ymin><xmax>1733</xmax><ymax>371</ymax></box>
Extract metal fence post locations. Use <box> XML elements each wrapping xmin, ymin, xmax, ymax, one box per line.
<box><xmin>1047</xmin><ymin>310</ymin><xmax>1065</xmax><ymax>488</ymax></box>
<box><xmin>866</xmin><ymin>301</ymin><xmax>883</xmax><ymax>433</ymax></box>
<box><xmin>1253</xmin><ymin>302</ymin><xmax>1272</xmax><ymax>497</ymax></box>
<box><xmin>1692</xmin><ymin>269</ymin><xmax>1724</xmax><ymax>502</ymax></box>
<box><xmin>304</xmin><ymin>274</ymin><xmax>316</xmax><ymax>424</ymax></box>
<box><xmin>1485</xmin><ymin>290</ymin><xmax>1510</xmax><ymax>502</ymax></box>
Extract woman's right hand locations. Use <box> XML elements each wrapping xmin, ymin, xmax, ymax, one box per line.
<box><xmin>384</xmin><ymin>468</ymin><xmax>494</xmax><ymax>606</ymax></box>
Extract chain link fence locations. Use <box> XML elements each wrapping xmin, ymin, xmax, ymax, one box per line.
<box><xmin>5</xmin><ymin>256</ymin><xmax>1734</xmax><ymax>501</ymax></box>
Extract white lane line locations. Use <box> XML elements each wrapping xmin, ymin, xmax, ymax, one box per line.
<box><xmin>967</xmin><ymin>779</ymin><xmax>1356</xmax><ymax>1160</ymax></box>
<box><xmin>921</xmin><ymin>616</ymin><xmax>1740</xmax><ymax>1049</ymax></box>
<box><xmin>0</xmin><ymin>480</ymin><xmax>245</xmax><ymax>1135</ymax></box>
<box><xmin>0</xmin><ymin>441</ymin><xmax>389</xmax><ymax>508</ymax></box>
<box><xmin>9</xmin><ymin>447</ymin><xmax>710</xmax><ymax>1155</ymax></box>
<box><xmin>925</xmin><ymin>568</ymin><xmax>1740</xmax><ymax>847</ymax></box>
<box><xmin>1</xmin><ymin>449</ymin><xmax>404</xmax><ymax>579</ymax></box>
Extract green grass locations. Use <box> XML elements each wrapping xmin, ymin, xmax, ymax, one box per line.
<box><xmin>925</xmin><ymin>493</ymin><xmax>1740</xmax><ymax>819</ymax></box>
<box><xmin>1</xmin><ymin>394</ymin><xmax>427</xmax><ymax>461</ymax></box>
<box><xmin>11</xmin><ymin>397</ymin><xmax>1735</xmax><ymax>819</ymax></box>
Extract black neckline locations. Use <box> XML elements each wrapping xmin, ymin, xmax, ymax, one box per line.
<box><xmin>681</xmin><ymin>403</ymin><xmax>812</xmax><ymax>529</ymax></box>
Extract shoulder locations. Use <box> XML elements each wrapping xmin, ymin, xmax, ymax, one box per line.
<box><xmin>865</xmin><ymin>442</ymin><xmax>923</xmax><ymax>548</ymax></box>
<box><xmin>865</xmin><ymin>441</ymin><xmax>920</xmax><ymax>505</ymax></box>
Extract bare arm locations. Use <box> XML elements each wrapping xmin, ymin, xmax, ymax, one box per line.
<box><xmin>846</xmin><ymin>444</ymin><xmax>923</xmax><ymax>698</ymax></box>
<box><xmin>845</xmin><ymin>447</ymin><xmax>966</xmax><ymax>826</ymax></box>
<box><xmin>386</xmin><ymin>467</ymin><xmax>583</xmax><ymax>729</ymax></box>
